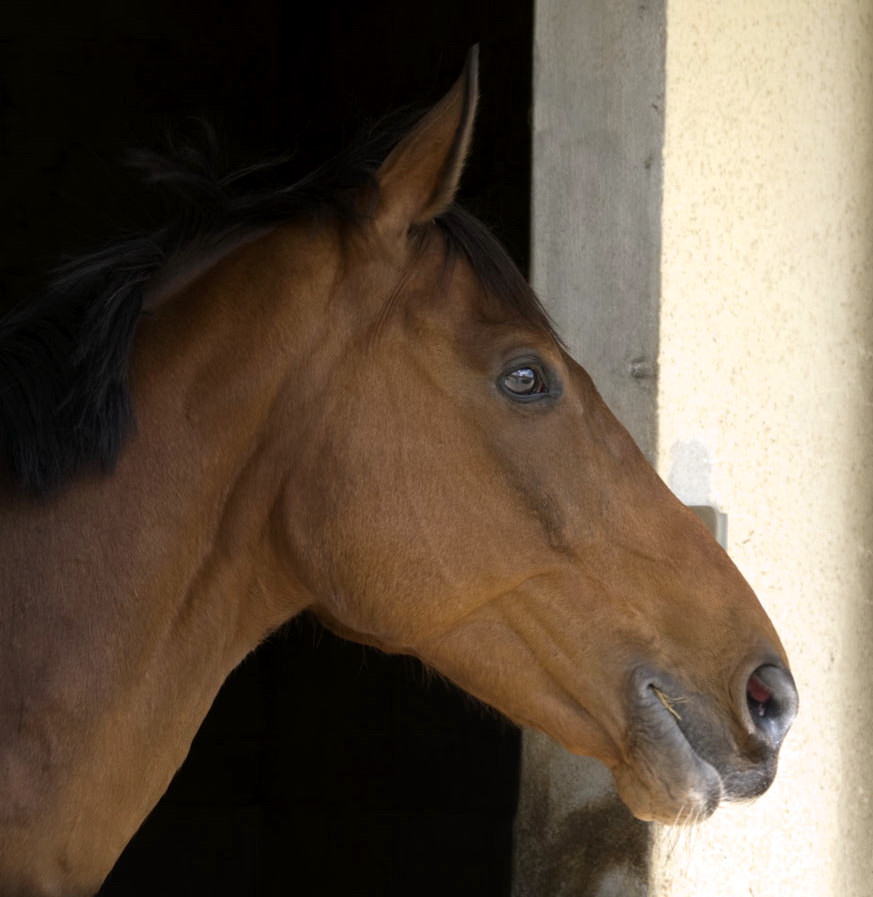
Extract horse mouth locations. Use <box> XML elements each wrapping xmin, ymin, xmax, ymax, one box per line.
<box><xmin>613</xmin><ymin>673</ymin><xmax>729</xmax><ymax>824</ymax></box>
<box><xmin>611</xmin><ymin>667</ymin><xmax>785</xmax><ymax>824</ymax></box>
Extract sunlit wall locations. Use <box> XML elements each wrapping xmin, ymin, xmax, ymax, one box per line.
<box><xmin>654</xmin><ymin>2</ymin><xmax>873</xmax><ymax>894</ymax></box>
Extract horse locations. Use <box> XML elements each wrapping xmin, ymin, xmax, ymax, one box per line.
<box><xmin>0</xmin><ymin>48</ymin><xmax>796</xmax><ymax>896</ymax></box>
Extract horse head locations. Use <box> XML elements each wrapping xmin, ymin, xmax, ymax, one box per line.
<box><xmin>260</xmin><ymin>49</ymin><xmax>798</xmax><ymax>823</ymax></box>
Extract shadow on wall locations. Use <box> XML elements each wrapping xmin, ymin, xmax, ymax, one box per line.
<box><xmin>513</xmin><ymin>732</ymin><xmax>650</xmax><ymax>897</ymax></box>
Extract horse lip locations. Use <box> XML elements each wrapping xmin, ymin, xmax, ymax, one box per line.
<box><xmin>641</xmin><ymin>682</ymin><xmax>715</xmax><ymax>769</ymax></box>
<box><xmin>642</xmin><ymin>681</ymin><xmax>709</xmax><ymax>761</ymax></box>
<box><xmin>620</xmin><ymin>669</ymin><xmax>725</xmax><ymax>821</ymax></box>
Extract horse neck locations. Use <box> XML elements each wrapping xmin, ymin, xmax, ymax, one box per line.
<box><xmin>0</xmin><ymin>226</ymin><xmax>339</xmax><ymax>888</ymax></box>
<box><xmin>125</xmin><ymin>225</ymin><xmax>340</xmax><ymax>656</ymax></box>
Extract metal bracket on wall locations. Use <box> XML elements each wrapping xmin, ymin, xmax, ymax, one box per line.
<box><xmin>688</xmin><ymin>505</ymin><xmax>728</xmax><ymax>549</ymax></box>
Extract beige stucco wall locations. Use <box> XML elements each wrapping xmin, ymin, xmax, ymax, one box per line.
<box><xmin>655</xmin><ymin>2</ymin><xmax>873</xmax><ymax>894</ymax></box>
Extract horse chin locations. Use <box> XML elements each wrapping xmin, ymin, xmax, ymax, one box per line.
<box><xmin>611</xmin><ymin>724</ymin><xmax>724</xmax><ymax>825</ymax></box>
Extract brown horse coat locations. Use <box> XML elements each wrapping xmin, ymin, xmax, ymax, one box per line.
<box><xmin>0</xmin><ymin>49</ymin><xmax>796</xmax><ymax>895</ymax></box>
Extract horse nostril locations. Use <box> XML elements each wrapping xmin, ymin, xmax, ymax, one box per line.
<box><xmin>746</xmin><ymin>664</ymin><xmax>799</xmax><ymax>746</ymax></box>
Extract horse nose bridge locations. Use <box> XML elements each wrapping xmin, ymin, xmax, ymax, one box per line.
<box><xmin>646</xmin><ymin>504</ymin><xmax>786</xmax><ymax>654</ymax></box>
<box><xmin>614</xmin><ymin>543</ymin><xmax>793</xmax><ymax>727</ymax></box>
<box><xmin>614</xmin><ymin>534</ymin><xmax>774</xmax><ymax>650</ymax></box>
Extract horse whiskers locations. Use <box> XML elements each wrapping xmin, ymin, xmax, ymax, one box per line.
<box><xmin>655</xmin><ymin>800</ymin><xmax>707</xmax><ymax>894</ymax></box>
<box><xmin>661</xmin><ymin>804</ymin><xmax>688</xmax><ymax>857</ymax></box>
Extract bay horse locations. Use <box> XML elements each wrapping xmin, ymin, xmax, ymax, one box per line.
<box><xmin>0</xmin><ymin>49</ymin><xmax>796</xmax><ymax>896</ymax></box>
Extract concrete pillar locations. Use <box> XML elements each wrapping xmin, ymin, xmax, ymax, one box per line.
<box><xmin>513</xmin><ymin>2</ymin><xmax>666</xmax><ymax>895</ymax></box>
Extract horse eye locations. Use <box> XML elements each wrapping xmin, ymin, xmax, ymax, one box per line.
<box><xmin>502</xmin><ymin>365</ymin><xmax>549</xmax><ymax>398</ymax></box>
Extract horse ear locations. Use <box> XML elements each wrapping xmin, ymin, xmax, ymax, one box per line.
<box><xmin>375</xmin><ymin>45</ymin><xmax>479</xmax><ymax>232</ymax></box>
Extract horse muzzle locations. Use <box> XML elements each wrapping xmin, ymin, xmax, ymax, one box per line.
<box><xmin>613</xmin><ymin>663</ymin><xmax>798</xmax><ymax>823</ymax></box>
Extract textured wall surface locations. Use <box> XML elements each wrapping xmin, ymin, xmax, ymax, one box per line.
<box><xmin>655</xmin><ymin>2</ymin><xmax>873</xmax><ymax>894</ymax></box>
<box><xmin>528</xmin><ymin>0</ymin><xmax>665</xmax><ymax>461</ymax></box>
<box><xmin>514</xmin><ymin>2</ymin><xmax>666</xmax><ymax>894</ymax></box>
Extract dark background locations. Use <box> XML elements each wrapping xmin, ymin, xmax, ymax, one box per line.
<box><xmin>1</xmin><ymin>2</ymin><xmax>533</xmax><ymax>894</ymax></box>
<box><xmin>1</xmin><ymin>0</ymin><xmax>532</xmax><ymax>313</ymax></box>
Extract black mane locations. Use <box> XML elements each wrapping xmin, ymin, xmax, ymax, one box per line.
<box><xmin>0</xmin><ymin>124</ymin><xmax>553</xmax><ymax>495</ymax></box>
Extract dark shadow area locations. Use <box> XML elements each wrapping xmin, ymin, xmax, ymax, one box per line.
<box><xmin>103</xmin><ymin>620</ymin><xmax>520</xmax><ymax>896</ymax></box>
<box><xmin>1</xmin><ymin>0</ymin><xmax>531</xmax><ymax>312</ymax></box>
<box><xmin>1</xmin><ymin>2</ymin><xmax>530</xmax><ymax>894</ymax></box>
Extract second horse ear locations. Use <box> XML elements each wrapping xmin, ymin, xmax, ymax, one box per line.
<box><xmin>375</xmin><ymin>46</ymin><xmax>479</xmax><ymax>234</ymax></box>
